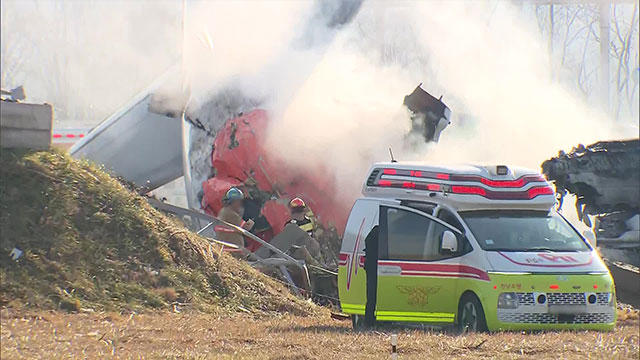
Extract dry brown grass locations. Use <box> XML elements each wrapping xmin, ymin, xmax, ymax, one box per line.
<box><xmin>1</xmin><ymin>310</ymin><xmax>638</xmax><ymax>359</ymax></box>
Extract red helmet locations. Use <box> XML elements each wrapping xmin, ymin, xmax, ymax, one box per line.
<box><xmin>289</xmin><ymin>197</ymin><xmax>306</xmax><ymax>209</ymax></box>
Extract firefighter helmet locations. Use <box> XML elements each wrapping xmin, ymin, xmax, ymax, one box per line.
<box><xmin>223</xmin><ymin>187</ymin><xmax>244</xmax><ymax>205</ymax></box>
<box><xmin>289</xmin><ymin>197</ymin><xmax>306</xmax><ymax>209</ymax></box>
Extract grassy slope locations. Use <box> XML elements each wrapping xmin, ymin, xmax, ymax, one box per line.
<box><xmin>0</xmin><ymin>150</ymin><xmax>314</xmax><ymax>316</ymax></box>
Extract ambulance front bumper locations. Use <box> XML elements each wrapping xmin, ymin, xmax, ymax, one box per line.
<box><xmin>493</xmin><ymin>292</ymin><xmax>615</xmax><ymax>330</ymax></box>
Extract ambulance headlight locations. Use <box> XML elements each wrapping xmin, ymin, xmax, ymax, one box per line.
<box><xmin>498</xmin><ymin>293</ymin><xmax>520</xmax><ymax>309</ymax></box>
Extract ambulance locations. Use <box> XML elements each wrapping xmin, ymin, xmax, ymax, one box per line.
<box><xmin>338</xmin><ymin>162</ymin><xmax>616</xmax><ymax>331</ymax></box>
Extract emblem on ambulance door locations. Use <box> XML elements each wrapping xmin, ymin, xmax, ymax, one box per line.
<box><xmin>396</xmin><ymin>286</ymin><xmax>441</xmax><ymax>306</ymax></box>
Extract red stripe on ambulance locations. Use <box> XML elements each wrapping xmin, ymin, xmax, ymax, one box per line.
<box><xmin>497</xmin><ymin>252</ymin><xmax>594</xmax><ymax>268</ymax></box>
<box><xmin>339</xmin><ymin>253</ymin><xmax>365</xmax><ymax>268</ymax></box>
<box><xmin>378</xmin><ymin>261</ymin><xmax>490</xmax><ymax>281</ymax></box>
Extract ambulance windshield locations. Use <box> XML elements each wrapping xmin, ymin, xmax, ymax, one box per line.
<box><xmin>461</xmin><ymin>210</ymin><xmax>590</xmax><ymax>252</ymax></box>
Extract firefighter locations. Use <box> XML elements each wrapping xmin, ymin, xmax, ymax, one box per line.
<box><xmin>363</xmin><ymin>225</ymin><xmax>380</xmax><ymax>328</ymax></box>
<box><xmin>216</xmin><ymin>187</ymin><xmax>254</xmax><ymax>253</ymax></box>
<box><xmin>285</xmin><ymin>197</ymin><xmax>320</xmax><ymax>258</ymax></box>
<box><xmin>283</xmin><ymin>197</ymin><xmax>322</xmax><ymax>297</ymax></box>
<box><xmin>286</xmin><ymin>198</ymin><xmax>315</xmax><ymax>236</ymax></box>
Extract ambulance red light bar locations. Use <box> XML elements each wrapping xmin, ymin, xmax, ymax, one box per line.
<box><xmin>450</xmin><ymin>184</ymin><xmax>553</xmax><ymax>200</ymax></box>
<box><xmin>382</xmin><ymin>168</ymin><xmax>450</xmax><ymax>181</ymax></box>
<box><xmin>380</xmin><ymin>168</ymin><xmax>545</xmax><ymax>188</ymax></box>
<box><xmin>376</xmin><ymin>179</ymin><xmax>441</xmax><ymax>191</ymax></box>
<box><xmin>449</xmin><ymin>174</ymin><xmax>546</xmax><ymax>188</ymax></box>
<box><xmin>451</xmin><ymin>185</ymin><xmax>486</xmax><ymax>196</ymax></box>
<box><xmin>402</xmin><ymin>181</ymin><xmax>415</xmax><ymax>189</ymax></box>
<box><xmin>527</xmin><ymin>186</ymin><xmax>554</xmax><ymax>198</ymax></box>
<box><xmin>402</xmin><ymin>182</ymin><xmax>440</xmax><ymax>191</ymax></box>
<box><xmin>427</xmin><ymin>184</ymin><xmax>441</xmax><ymax>191</ymax></box>
<box><xmin>373</xmin><ymin>177</ymin><xmax>553</xmax><ymax>200</ymax></box>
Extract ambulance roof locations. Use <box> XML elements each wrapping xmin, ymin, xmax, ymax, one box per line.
<box><xmin>362</xmin><ymin>162</ymin><xmax>556</xmax><ymax>211</ymax></box>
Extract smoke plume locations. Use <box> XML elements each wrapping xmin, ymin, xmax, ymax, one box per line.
<box><xmin>3</xmin><ymin>0</ymin><xmax>636</xmax><ymax>213</ymax></box>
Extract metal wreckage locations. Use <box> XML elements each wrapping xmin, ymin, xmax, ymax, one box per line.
<box><xmin>182</xmin><ymin>85</ymin><xmax>451</xmax><ymax>304</ymax></box>
<box><xmin>542</xmin><ymin>139</ymin><xmax>640</xmax><ymax>306</ymax></box>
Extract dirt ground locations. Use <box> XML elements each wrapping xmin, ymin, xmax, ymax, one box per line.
<box><xmin>1</xmin><ymin>310</ymin><xmax>638</xmax><ymax>360</ymax></box>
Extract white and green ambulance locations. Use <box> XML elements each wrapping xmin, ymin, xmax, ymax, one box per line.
<box><xmin>338</xmin><ymin>162</ymin><xmax>616</xmax><ymax>331</ymax></box>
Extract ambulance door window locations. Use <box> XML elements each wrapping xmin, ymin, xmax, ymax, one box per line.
<box><xmin>423</xmin><ymin>221</ymin><xmax>460</xmax><ymax>261</ymax></box>
<box><xmin>437</xmin><ymin>208</ymin><xmax>464</xmax><ymax>232</ymax></box>
<box><xmin>382</xmin><ymin>207</ymin><xmax>456</xmax><ymax>261</ymax></box>
<box><xmin>382</xmin><ymin>207</ymin><xmax>430</xmax><ymax>260</ymax></box>
<box><xmin>437</xmin><ymin>209</ymin><xmax>473</xmax><ymax>254</ymax></box>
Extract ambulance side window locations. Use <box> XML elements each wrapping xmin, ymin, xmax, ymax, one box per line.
<box><xmin>380</xmin><ymin>207</ymin><xmax>455</xmax><ymax>261</ymax></box>
<box><xmin>437</xmin><ymin>209</ymin><xmax>473</xmax><ymax>253</ymax></box>
<box><xmin>437</xmin><ymin>209</ymin><xmax>464</xmax><ymax>233</ymax></box>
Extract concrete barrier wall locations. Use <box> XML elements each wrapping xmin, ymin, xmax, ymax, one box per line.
<box><xmin>0</xmin><ymin>101</ymin><xmax>53</xmax><ymax>150</ymax></box>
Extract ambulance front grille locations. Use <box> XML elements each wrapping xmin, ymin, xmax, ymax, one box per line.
<box><xmin>498</xmin><ymin>312</ymin><xmax>614</xmax><ymax>324</ymax></box>
<box><xmin>516</xmin><ymin>293</ymin><xmax>535</xmax><ymax>306</ymax></box>
<box><xmin>596</xmin><ymin>293</ymin><xmax>611</xmax><ymax>306</ymax></box>
<box><xmin>573</xmin><ymin>313</ymin><xmax>616</xmax><ymax>324</ymax></box>
<box><xmin>516</xmin><ymin>292</ymin><xmax>611</xmax><ymax>306</ymax></box>
<box><xmin>547</xmin><ymin>292</ymin><xmax>586</xmax><ymax>306</ymax></box>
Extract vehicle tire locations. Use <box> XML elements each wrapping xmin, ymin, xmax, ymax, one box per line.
<box><xmin>352</xmin><ymin>314</ymin><xmax>365</xmax><ymax>330</ymax></box>
<box><xmin>458</xmin><ymin>293</ymin><xmax>488</xmax><ymax>332</ymax></box>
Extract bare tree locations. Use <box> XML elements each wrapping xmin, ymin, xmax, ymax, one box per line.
<box><xmin>0</xmin><ymin>1</ymin><xmax>37</xmax><ymax>89</ymax></box>
<box><xmin>611</xmin><ymin>2</ymin><xmax>639</xmax><ymax>119</ymax></box>
<box><xmin>1</xmin><ymin>0</ymin><xmax>181</xmax><ymax>125</ymax></box>
<box><xmin>535</xmin><ymin>3</ymin><xmax>639</xmax><ymax>121</ymax></box>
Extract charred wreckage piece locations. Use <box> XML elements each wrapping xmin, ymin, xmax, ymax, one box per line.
<box><xmin>542</xmin><ymin>139</ymin><xmax>640</xmax><ymax>247</ymax></box>
<box><xmin>403</xmin><ymin>84</ymin><xmax>451</xmax><ymax>143</ymax></box>
<box><xmin>542</xmin><ymin>139</ymin><xmax>640</xmax><ymax>307</ymax></box>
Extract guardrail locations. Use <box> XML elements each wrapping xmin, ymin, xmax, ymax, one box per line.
<box><xmin>147</xmin><ymin>198</ymin><xmax>311</xmax><ymax>295</ymax></box>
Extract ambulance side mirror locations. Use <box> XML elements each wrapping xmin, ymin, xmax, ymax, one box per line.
<box><xmin>440</xmin><ymin>230</ymin><xmax>458</xmax><ymax>254</ymax></box>
<box><xmin>583</xmin><ymin>230</ymin><xmax>597</xmax><ymax>248</ymax></box>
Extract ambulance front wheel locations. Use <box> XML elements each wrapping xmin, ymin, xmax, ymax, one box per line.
<box><xmin>458</xmin><ymin>293</ymin><xmax>488</xmax><ymax>332</ymax></box>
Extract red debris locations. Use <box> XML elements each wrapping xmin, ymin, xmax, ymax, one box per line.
<box><xmin>201</xmin><ymin>109</ymin><xmax>349</xmax><ymax>247</ymax></box>
<box><xmin>260</xmin><ymin>199</ymin><xmax>290</xmax><ymax>236</ymax></box>
<box><xmin>201</xmin><ymin>177</ymin><xmax>242</xmax><ymax>216</ymax></box>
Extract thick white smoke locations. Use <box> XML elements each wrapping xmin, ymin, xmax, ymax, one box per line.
<box><xmin>182</xmin><ymin>1</ymin><xmax>313</xmax><ymax>107</ymax></box>
<box><xmin>264</xmin><ymin>51</ymin><xmax>415</xmax><ymax>199</ymax></box>
<box><xmin>257</xmin><ymin>1</ymin><xmax>635</xmax><ymax>203</ymax></box>
<box><xmin>403</xmin><ymin>2</ymin><xmax>631</xmax><ymax>167</ymax></box>
<box><xmin>0</xmin><ymin>0</ymin><xmax>182</xmax><ymax>124</ymax></box>
<box><xmin>3</xmin><ymin>0</ymin><xmax>636</xmax><ymax>213</ymax></box>
<box><xmin>178</xmin><ymin>0</ymin><xmax>637</xmax><ymax>209</ymax></box>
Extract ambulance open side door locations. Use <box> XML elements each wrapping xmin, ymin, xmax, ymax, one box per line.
<box><xmin>376</xmin><ymin>205</ymin><xmax>467</xmax><ymax>324</ymax></box>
